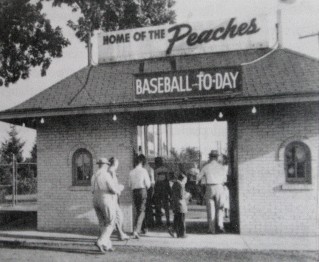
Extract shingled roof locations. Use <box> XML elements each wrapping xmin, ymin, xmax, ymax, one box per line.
<box><xmin>0</xmin><ymin>48</ymin><xmax>319</xmax><ymax>121</ymax></box>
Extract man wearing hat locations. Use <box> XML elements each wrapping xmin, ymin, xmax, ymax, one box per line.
<box><xmin>197</xmin><ymin>150</ymin><xmax>228</xmax><ymax>234</ymax></box>
<box><xmin>91</xmin><ymin>157</ymin><xmax>123</xmax><ymax>252</ymax></box>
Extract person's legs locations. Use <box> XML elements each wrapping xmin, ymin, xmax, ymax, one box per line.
<box><xmin>163</xmin><ymin>195</ymin><xmax>170</xmax><ymax>226</ymax></box>
<box><xmin>154</xmin><ymin>185</ymin><xmax>163</xmax><ymax>225</ymax></box>
<box><xmin>115</xmin><ymin>203</ymin><xmax>129</xmax><ymax>240</ymax></box>
<box><xmin>189</xmin><ymin>182</ymin><xmax>197</xmax><ymax>201</ymax></box>
<box><xmin>205</xmin><ymin>186</ymin><xmax>216</xmax><ymax>234</ymax></box>
<box><xmin>215</xmin><ymin>185</ymin><xmax>226</xmax><ymax>232</ymax></box>
<box><xmin>143</xmin><ymin>187</ymin><xmax>154</xmax><ymax>232</ymax></box>
<box><xmin>94</xmin><ymin>204</ymin><xmax>105</xmax><ymax>234</ymax></box>
<box><xmin>97</xmin><ymin>195</ymin><xmax>116</xmax><ymax>250</ymax></box>
<box><xmin>134</xmin><ymin>189</ymin><xmax>147</xmax><ymax>235</ymax></box>
<box><xmin>173</xmin><ymin>212</ymin><xmax>178</xmax><ymax>233</ymax></box>
<box><xmin>176</xmin><ymin>213</ymin><xmax>182</xmax><ymax>237</ymax></box>
<box><xmin>132</xmin><ymin>190</ymin><xmax>140</xmax><ymax>231</ymax></box>
<box><xmin>179</xmin><ymin>213</ymin><xmax>186</xmax><ymax>237</ymax></box>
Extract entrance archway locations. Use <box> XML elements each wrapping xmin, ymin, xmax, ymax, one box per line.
<box><xmin>135</xmin><ymin>108</ymin><xmax>239</xmax><ymax>234</ymax></box>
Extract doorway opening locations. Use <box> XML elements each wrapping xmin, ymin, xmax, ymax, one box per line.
<box><xmin>137</xmin><ymin>119</ymin><xmax>239</xmax><ymax>234</ymax></box>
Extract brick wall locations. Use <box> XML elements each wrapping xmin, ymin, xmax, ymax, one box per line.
<box><xmin>37</xmin><ymin>114</ymin><xmax>136</xmax><ymax>233</ymax></box>
<box><xmin>237</xmin><ymin>103</ymin><xmax>319</xmax><ymax>236</ymax></box>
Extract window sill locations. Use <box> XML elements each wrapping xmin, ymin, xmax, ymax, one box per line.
<box><xmin>69</xmin><ymin>186</ymin><xmax>91</xmax><ymax>191</ymax></box>
<box><xmin>281</xmin><ymin>184</ymin><xmax>313</xmax><ymax>191</ymax></box>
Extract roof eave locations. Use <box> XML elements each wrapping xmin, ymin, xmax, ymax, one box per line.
<box><xmin>0</xmin><ymin>93</ymin><xmax>318</xmax><ymax>124</ymax></box>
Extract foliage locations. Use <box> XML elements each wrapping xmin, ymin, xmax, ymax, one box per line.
<box><xmin>0</xmin><ymin>125</ymin><xmax>25</xmax><ymax>164</ymax></box>
<box><xmin>25</xmin><ymin>143</ymin><xmax>37</xmax><ymax>163</ymax></box>
<box><xmin>0</xmin><ymin>0</ymin><xmax>70</xmax><ymax>86</ymax></box>
<box><xmin>0</xmin><ymin>127</ymin><xmax>37</xmax><ymax>194</ymax></box>
<box><xmin>168</xmin><ymin>147</ymin><xmax>201</xmax><ymax>175</ymax></box>
<box><xmin>170</xmin><ymin>146</ymin><xmax>201</xmax><ymax>164</ymax></box>
<box><xmin>17</xmin><ymin>173</ymin><xmax>37</xmax><ymax>194</ymax></box>
<box><xmin>48</xmin><ymin>0</ymin><xmax>176</xmax><ymax>44</ymax></box>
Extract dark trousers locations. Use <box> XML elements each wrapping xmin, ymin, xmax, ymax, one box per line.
<box><xmin>186</xmin><ymin>181</ymin><xmax>198</xmax><ymax>200</ymax></box>
<box><xmin>173</xmin><ymin>212</ymin><xmax>186</xmax><ymax>237</ymax></box>
<box><xmin>154</xmin><ymin>182</ymin><xmax>171</xmax><ymax>225</ymax></box>
<box><xmin>133</xmin><ymin>188</ymin><xmax>147</xmax><ymax>233</ymax></box>
<box><xmin>143</xmin><ymin>187</ymin><xmax>154</xmax><ymax>230</ymax></box>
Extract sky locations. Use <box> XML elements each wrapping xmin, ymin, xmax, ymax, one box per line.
<box><xmin>0</xmin><ymin>0</ymin><xmax>319</xmax><ymax>158</ymax></box>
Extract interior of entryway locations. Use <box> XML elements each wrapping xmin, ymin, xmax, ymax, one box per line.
<box><xmin>136</xmin><ymin>108</ymin><xmax>239</xmax><ymax>234</ymax></box>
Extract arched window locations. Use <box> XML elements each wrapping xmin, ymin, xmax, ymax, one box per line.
<box><xmin>285</xmin><ymin>141</ymin><xmax>311</xmax><ymax>184</ymax></box>
<box><xmin>72</xmin><ymin>148</ymin><xmax>93</xmax><ymax>186</ymax></box>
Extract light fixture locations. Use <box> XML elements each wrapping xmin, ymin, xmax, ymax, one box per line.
<box><xmin>40</xmin><ymin>118</ymin><xmax>45</xmax><ymax>124</ymax></box>
<box><xmin>252</xmin><ymin>106</ymin><xmax>257</xmax><ymax>114</ymax></box>
<box><xmin>218</xmin><ymin>112</ymin><xmax>223</xmax><ymax>118</ymax></box>
<box><xmin>112</xmin><ymin>114</ymin><xmax>117</xmax><ymax>121</ymax></box>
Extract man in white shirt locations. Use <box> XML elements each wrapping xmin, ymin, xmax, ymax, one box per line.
<box><xmin>197</xmin><ymin>150</ymin><xmax>228</xmax><ymax>234</ymax></box>
<box><xmin>91</xmin><ymin>157</ymin><xmax>122</xmax><ymax>252</ymax></box>
<box><xmin>129</xmin><ymin>154</ymin><xmax>151</xmax><ymax>238</ymax></box>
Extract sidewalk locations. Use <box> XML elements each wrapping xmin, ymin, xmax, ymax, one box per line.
<box><xmin>0</xmin><ymin>229</ymin><xmax>318</xmax><ymax>252</ymax></box>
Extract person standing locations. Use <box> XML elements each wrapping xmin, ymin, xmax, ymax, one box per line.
<box><xmin>129</xmin><ymin>154</ymin><xmax>151</xmax><ymax>239</ymax></box>
<box><xmin>142</xmin><ymin>158</ymin><xmax>155</xmax><ymax>233</ymax></box>
<box><xmin>153</xmin><ymin>157</ymin><xmax>171</xmax><ymax>226</ymax></box>
<box><xmin>186</xmin><ymin>162</ymin><xmax>200</xmax><ymax>203</ymax></box>
<box><xmin>197</xmin><ymin>150</ymin><xmax>228</xmax><ymax>234</ymax></box>
<box><xmin>108</xmin><ymin>157</ymin><xmax>130</xmax><ymax>241</ymax></box>
<box><xmin>169</xmin><ymin>172</ymin><xmax>188</xmax><ymax>238</ymax></box>
<box><xmin>91</xmin><ymin>157</ymin><xmax>122</xmax><ymax>252</ymax></box>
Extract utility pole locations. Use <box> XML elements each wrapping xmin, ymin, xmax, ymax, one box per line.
<box><xmin>299</xmin><ymin>32</ymin><xmax>319</xmax><ymax>56</ymax></box>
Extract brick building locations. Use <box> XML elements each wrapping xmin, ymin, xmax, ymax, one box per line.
<box><xmin>0</xmin><ymin>15</ymin><xmax>318</xmax><ymax>236</ymax></box>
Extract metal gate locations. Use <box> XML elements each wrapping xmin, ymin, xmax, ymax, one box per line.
<box><xmin>0</xmin><ymin>155</ymin><xmax>37</xmax><ymax>207</ymax></box>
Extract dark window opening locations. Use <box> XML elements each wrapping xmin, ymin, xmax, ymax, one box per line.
<box><xmin>285</xmin><ymin>141</ymin><xmax>311</xmax><ymax>184</ymax></box>
<box><xmin>72</xmin><ymin>148</ymin><xmax>93</xmax><ymax>186</ymax></box>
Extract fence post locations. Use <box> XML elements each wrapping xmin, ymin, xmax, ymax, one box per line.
<box><xmin>12</xmin><ymin>154</ymin><xmax>17</xmax><ymax>206</ymax></box>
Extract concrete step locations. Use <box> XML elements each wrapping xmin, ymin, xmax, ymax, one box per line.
<box><xmin>0</xmin><ymin>235</ymin><xmax>116</xmax><ymax>253</ymax></box>
<box><xmin>0</xmin><ymin>237</ymin><xmax>94</xmax><ymax>251</ymax></box>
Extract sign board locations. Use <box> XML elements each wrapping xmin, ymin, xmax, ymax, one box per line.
<box><xmin>98</xmin><ymin>14</ymin><xmax>276</xmax><ymax>63</ymax></box>
<box><xmin>134</xmin><ymin>66</ymin><xmax>242</xmax><ymax>100</ymax></box>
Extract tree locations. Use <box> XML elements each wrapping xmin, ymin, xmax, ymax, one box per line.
<box><xmin>0</xmin><ymin>0</ymin><xmax>70</xmax><ymax>86</ymax></box>
<box><xmin>0</xmin><ymin>125</ymin><xmax>25</xmax><ymax>188</ymax></box>
<box><xmin>0</xmin><ymin>125</ymin><xmax>25</xmax><ymax>164</ymax></box>
<box><xmin>170</xmin><ymin>147</ymin><xmax>201</xmax><ymax>164</ymax></box>
<box><xmin>30</xmin><ymin>143</ymin><xmax>37</xmax><ymax>163</ymax></box>
<box><xmin>48</xmin><ymin>0</ymin><xmax>176</xmax><ymax>64</ymax></box>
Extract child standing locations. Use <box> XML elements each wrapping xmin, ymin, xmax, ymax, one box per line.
<box><xmin>169</xmin><ymin>172</ymin><xmax>188</xmax><ymax>238</ymax></box>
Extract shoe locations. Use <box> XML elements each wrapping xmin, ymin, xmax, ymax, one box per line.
<box><xmin>95</xmin><ymin>242</ymin><xmax>106</xmax><ymax>253</ymax></box>
<box><xmin>119</xmin><ymin>234</ymin><xmax>130</xmax><ymax>241</ymax></box>
<box><xmin>168</xmin><ymin>227</ymin><xmax>175</xmax><ymax>238</ymax></box>
<box><xmin>216</xmin><ymin>228</ymin><xmax>226</xmax><ymax>234</ymax></box>
<box><xmin>178</xmin><ymin>235</ymin><xmax>188</xmax><ymax>238</ymax></box>
<box><xmin>132</xmin><ymin>231</ymin><xmax>140</xmax><ymax>239</ymax></box>
<box><xmin>141</xmin><ymin>228</ymin><xmax>148</xmax><ymax>235</ymax></box>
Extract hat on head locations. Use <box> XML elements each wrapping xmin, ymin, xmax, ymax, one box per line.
<box><xmin>208</xmin><ymin>150</ymin><xmax>219</xmax><ymax>158</ymax></box>
<box><xmin>96</xmin><ymin>157</ymin><xmax>109</xmax><ymax>165</ymax></box>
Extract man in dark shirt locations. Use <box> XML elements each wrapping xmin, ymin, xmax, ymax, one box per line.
<box><xmin>153</xmin><ymin>157</ymin><xmax>171</xmax><ymax>226</ymax></box>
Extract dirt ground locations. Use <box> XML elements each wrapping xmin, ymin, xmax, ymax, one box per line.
<box><xmin>0</xmin><ymin>246</ymin><xmax>318</xmax><ymax>262</ymax></box>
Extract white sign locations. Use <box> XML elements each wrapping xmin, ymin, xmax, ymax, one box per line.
<box><xmin>98</xmin><ymin>14</ymin><xmax>276</xmax><ymax>63</ymax></box>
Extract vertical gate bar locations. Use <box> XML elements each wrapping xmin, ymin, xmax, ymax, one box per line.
<box><xmin>12</xmin><ymin>154</ymin><xmax>15</xmax><ymax>206</ymax></box>
<box><xmin>15</xmin><ymin>160</ymin><xmax>17</xmax><ymax>205</ymax></box>
<box><xmin>144</xmin><ymin>125</ymin><xmax>148</xmax><ymax>158</ymax></box>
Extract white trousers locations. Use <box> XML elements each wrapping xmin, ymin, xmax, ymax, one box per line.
<box><xmin>93</xmin><ymin>192</ymin><xmax>116</xmax><ymax>249</ymax></box>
